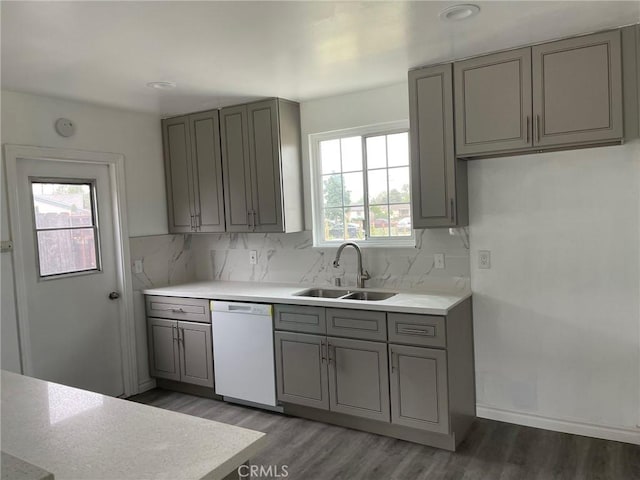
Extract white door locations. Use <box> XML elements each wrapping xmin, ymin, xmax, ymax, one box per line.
<box><xmin>14</xmin><ymin>157</ymin><xmax>125</xmax><ymax>397</ymax></box>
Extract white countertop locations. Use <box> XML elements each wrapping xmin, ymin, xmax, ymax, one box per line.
<box><xmin>1</xmin><ymin>371</ymin><xmax>267</xmax><ymax>480</ymax></box>
<box><xmin>143</xmin><ymin>281</ymin><xmax>470</xmax><ymax>315</ymax></box>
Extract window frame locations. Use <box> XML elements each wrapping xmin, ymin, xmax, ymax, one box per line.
<box><xmin>310</xmin><ymin>121</ymin><xmax>415</xmax><ymax>248</ymax></box>
<box><xmin>29</xmin><ymin>177</ymin><xmax>103</xmax><ymax>280</ymax></box>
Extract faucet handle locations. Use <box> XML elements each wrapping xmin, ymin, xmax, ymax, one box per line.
<box><xmin>361</xmin><ymin>270</ymin><xmax>371</xmax><ymax>280</ymax></box>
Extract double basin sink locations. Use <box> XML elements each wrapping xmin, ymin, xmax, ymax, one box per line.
<box><xmin>293</xmin><ymin>288</ymin><xmax>397</xmax><ymax>302</ymax></box>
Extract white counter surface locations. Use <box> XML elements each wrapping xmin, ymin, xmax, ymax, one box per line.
<box><xmin>1</xmin><ymin>371</ymin><xmax>267</xmax><ymax>480</ymax></box>
<box><xmin>143</xmin><ymin>281</ymin><xmax>470</xmax><ymax>315</ymax></box>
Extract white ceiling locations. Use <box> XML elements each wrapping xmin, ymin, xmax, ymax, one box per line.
<box><xmin>2</xmin><ymin>1</ymin><xmax>638</xmax><ymax>116</ymax></box>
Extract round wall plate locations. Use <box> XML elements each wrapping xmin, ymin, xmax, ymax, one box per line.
<box><xmin>55</xmin><ymin>118</ymin><xmax>75</xmax><ymax>137</ymax></box>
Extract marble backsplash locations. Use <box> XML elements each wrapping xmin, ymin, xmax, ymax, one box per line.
<box><xmin>129</xmin><ymin>228</ymin><xmax>470</xmax><ymax>294</ymax></box>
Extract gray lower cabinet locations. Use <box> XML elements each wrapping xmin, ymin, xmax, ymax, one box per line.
<box><xmin>389</xmin><ymin>344</ymin><xmax>449</xmax><ymax>434</ymax></box>
<box><xmin>328</xmin><ymin>337</ymin><xmax>390</xmax><ymax>422</ymax></box>
<box><xmin>274</xmin><ymin>331</ymin><xmax>329</xmax><ymax>409</ymax></box>
<box><xmin>148</xmin><ymin>318</ymin><xmax>214</xmax><ymax>388</ymax></box>
<box><xmin>162</xmin><ymin>110</ymin><xmax>225</xmax><ymax>233</ymax></box>
<box><xmin>220</xmin><ymin>98</ymin><xmax>303</xmax><ymax>233</ymax></box>
<box><xmin>532</xmin><ymin>30</ymin><xmax>623</xmax><ymax>147</ymax></box>
<box><xmin>148</xmin><ymin>318</ymin><xmax>181</xmax><ymax>382</ymax></box>
<box><xmin>408</xmin><ymin>63</ymin><xmax>468</xmax><ymax>228</ymax></box>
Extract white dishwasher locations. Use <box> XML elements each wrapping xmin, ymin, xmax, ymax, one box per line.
<box><xmin>211</xmin><ymin>301</ymin><xmax>277</xmax><ymax>408</ymax></box>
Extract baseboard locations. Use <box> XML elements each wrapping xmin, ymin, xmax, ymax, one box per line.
<box><xmin>477</xmin><ymin>404</ymin><xmax>640</xmax><ymax>445</ymax></box>
<box><xmin>137</xmin><ymin>379</ymin><xmax>156</xmax><ymax>395</ymax></box>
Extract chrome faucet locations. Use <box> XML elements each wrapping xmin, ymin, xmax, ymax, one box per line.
<box><xmin>332</xmin><ymin>242</ymin><xmax>370</xmax><ymax>288</ymax></box>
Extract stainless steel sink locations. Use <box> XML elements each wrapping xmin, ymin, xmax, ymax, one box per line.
<box><xmin>342</xmin><ymin>291</ymin><xmax>397</xmax><ymax>301</ymax></box>
<box><xmin>293</xmin><ymin>288</ymin><xmax>351</xmax><ymax>298</ymax></box>
<box><xmin>293</xmin><ymin>288</ymin><xmax>397</xmax><ymax>301</ymax></box>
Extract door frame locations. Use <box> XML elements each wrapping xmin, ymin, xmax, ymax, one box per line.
<box><xmin>3</xmin><ymin>144</ymin><xmax>138</xmax><ymax>397</ymax></box>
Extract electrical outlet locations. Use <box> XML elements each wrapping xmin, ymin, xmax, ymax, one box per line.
<box><xmin>478</xmin><ymin>250</ymin><xmax>491</xmax><ymax>269</ymax></box>
<box><xmin>249</xmin><ymin>250</ymin><xmax>258</xmax><ymax>265</ymax></box>
<box><xmin>434</xmin><ymin>253</ymin><xmax>445</xmax><ymax>269</ymax></box>
<box><xmin>133</xmin><ymin>260</ymin><xmax>143</xmax><ymax>274</ymax></box>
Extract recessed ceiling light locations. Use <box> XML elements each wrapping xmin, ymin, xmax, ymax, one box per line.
<box><xmin>439</xmin><ymin>4</ymin><xmax>480</xmax><ymax>22</ymax></box>
<box><xmin>146</xmin><ymin>81</ymin><xmax>177</xmax><ymax>90</ymax></box>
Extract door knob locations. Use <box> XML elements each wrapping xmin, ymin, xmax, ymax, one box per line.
<box><xmin>108</xmin><ymin>291</ymin><xmax>120</xmax><ymax>300</ymax></box>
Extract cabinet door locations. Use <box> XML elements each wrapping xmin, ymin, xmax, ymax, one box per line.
<box><xmin>220</xmin><ymin>105</ymin><xmax>253</xmax><ymax>232</ymax></box>
<box><xmin>247</xmin><ymin>100</ymin><xmax>284</xmax><ymax>233</ymax></box>
<box><xmin>178</xmin><ymin>321</ymin><xmax>214</xmax><ymax>388</ymax></box>
<box><xmin>274</xmin><ymin>331</ymin><xmax>329</xmax><ymax>409</ymax></box>
<box><xmin>162</xmin><ymin>116</ymin><xmax>195</xmax><ymax>233</ymax></box>
<box><xmin>147</xmin><ymin>318</ymin><xmax>180</xmax><ymax>381</ymax></box>
<box><xmin>454</xmin><ymin>47</ymin><xmax>532</xmax><ymax>156</ymax></box>
<box><xmin>532</xmin><ymin>30</ymin><xmax>623</xmax><ymax>146</ymax></box>
<box><xmin>189</xmin><ymin>110</ymin><xmax>226</xmax><ymax>233</ymax></box>
<box><xmin>328</xmin><ymin>337</ymin><xmax>390</xmax><ymax>422</ymax></box>
<box><xmin>409</xmin><ymin>64</ymin><xmax>466</xmax><ymax>228</ymax></box>
<box><xmin>389</xmin><ymin>344</ymin><xmax>449</xmax><ymax>434</ymax></box>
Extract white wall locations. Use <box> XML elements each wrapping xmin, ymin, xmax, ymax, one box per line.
<box><xmin>0</xmin><ymin>90</ymin><xmax>167</xmax><ymax>374</ymax></box>
<box><xmin>468</xmin><ymin>142</ymin><xmax>640</xmax><ymax>442</ymax></box>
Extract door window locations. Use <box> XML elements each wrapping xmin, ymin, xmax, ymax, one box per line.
<box><xmin>30</xmin><ymin>179</ymin><xmax>101</xmax><ymax>278</ymax></box>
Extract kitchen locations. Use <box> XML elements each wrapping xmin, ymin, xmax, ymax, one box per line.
<box><xmin>1</xmin><ymin>1</ymin><xmax>639</xmax><ymax>479</ymax></box>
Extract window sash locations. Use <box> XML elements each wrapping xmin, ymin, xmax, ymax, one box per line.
<box><xmin>30</xmin><ymin>178</ymin><xmax>103</xmax><ymax>279</ymax></box>
<box><xmin>311</xmin><ymin>122</ymin><xmax>414</xmax><ymax>247</ymax></box>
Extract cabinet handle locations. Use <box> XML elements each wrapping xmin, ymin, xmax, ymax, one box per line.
<box><xmin>526</xmin><ymin>116</ymin><xmax>530</xmax><ymax>143</ymax></box>
<box><xmin>252</xmin><ymin>211</ymin><xmax>258</xmax><ymax>231</ymax></box>
<box><xmin>391</xmin><ymin>350</ymin><xmax>397</xmax><ymax>373</ymax></box>
<box><xmin>195</xmin><ymin>213</ymin><xmax>201</xmax><ymax>231</ymax></box>
<box><xmin>178</xmin><ymin>327</ymin><xmax>184</xmax><ymax>343</ymax></box>
<box><xmin>170</xmin><ymin>308</ymin><xmax>185</xmax><ymax>313</ymax></box>
<box><xmin>320</xmin><ymin>340</ymin><xmax>326</xmax><ymax>364</ymax></box>
<box><xmin>247</xmin><ymin>211</ymin><xmax>253</xmax><ymax>229</ymax></box>
<box><xmin>172</xmin><ymin>324</ymin><xmax>178</xmax><ymax>342</ymax></box>
<box><xmin>398</xmin><ymin>328</ymin><xmax>433</xmax><ymax>336</ymax></box>
<box><xmin>190</xmin><ymin>215</ymin><xmax>195</xmax><ymax>231</ymax></box>
<box><xmin>450</xmin><ymin>199</ymin><xmax>454</xmax><ymax>222</ymax></box>
<box><xmin>535</xmin><ymin>115</ymin><xmax>541</xmax><ymax>143</ymax></box>
<box><xmin>328</xmin><ymin>343</ymin><xmax>334</xmax><ymax>364</ymax></box>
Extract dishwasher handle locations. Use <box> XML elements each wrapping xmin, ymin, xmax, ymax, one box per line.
<box><xmin>211</xmin><ymin>301</ymin><xmax>273</xmax><ymax>316</ymax></box>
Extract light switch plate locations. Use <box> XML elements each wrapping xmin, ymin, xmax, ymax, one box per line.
<box><xmin>249</xmin><ymin>250</ymin><xmax>258</xmax><ymax>265</ymax></box>
<box><xmin>478</xmin><ymin>250</ymin><xmax>491</xmax><ymax>269</ymax></box>
<box><xmin>434</xmin><ymin>253</ymin><xmax>445</xmax><ymax>269</ymax></box>
<box><xmin>133</xmin><ymin>260</ymin><xmax>143</xmax><ymax>274</ymax></box>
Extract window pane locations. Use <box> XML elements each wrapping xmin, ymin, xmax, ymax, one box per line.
<box><xmin>345</xmin><ymin>207</ymin><xmax>365</xmax><ymax>240</ymax></box>
<box><xmin>387</xmin><ymin>132</ymin><xmax>409</xmax><ymax>167</ymax></box>
<box><xmin>340</xmin><ymin>136</ymin><xmax>362</xmax><ymax>172</ymax></box>
<box><xmin>369</xmin><ymin>206</ymin><xmax>389</xmax><ymax>237</ymax></box>
<box><xmin>323</xmin><ymin>208</ymin><xmax>344</xmax><ymax>241</ymax></box>
<box><xmin>32</xmin><ymin>183</ymin><xmax>93</xmax><ymax>229</ymax></box>
<box><xmin>367</xmin><ymin>170</ymin><xmax>388</xmax><ymax>205</ymax></box>
<box><xmin>342</xmin><ymin>172</ymin><xmax>363</xmax><ymax>206</ymax></box>
<box><xmin>388</xmin><ymin>167</ymin><xmax>411</xmax><ymax>203</ymax></box>
<box><xmin>37</xmin><ymin>228</ymin><xmax>97</xmax><ymax>276</ymax></box>
<box><xmin>322</xmin><ymin>174</ymin><xmax>344</xmax><ymax>208</ymax></box>
<box><xmin>320</xmin><ymin>139</ymin><xmax>341</xmax><ymax>174</ymax></box>
<box><xmin>390</xmin><ymin>204</ymin><xmax>412</xmax><ymax>237</ymax></box>
<box><xmin>366</xmin><ymin>136</ymin><xmax>386</xmax><ymax>169</ymax></box>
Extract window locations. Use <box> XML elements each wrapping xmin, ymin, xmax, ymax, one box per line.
<box><xmin>30</xmin><ymin>180</ymin><xmax>101</xmax><ymax>278</ymax></box>
<box><xmin>311</xmin><ymin>123</ymin><xmax>413</xmax><ymax>247</ymax></box>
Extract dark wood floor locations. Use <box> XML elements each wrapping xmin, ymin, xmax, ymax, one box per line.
<box><xmin>130</xmin><ymin>389</ymin><xmax>639</xmax><ymax>480</ymax></box>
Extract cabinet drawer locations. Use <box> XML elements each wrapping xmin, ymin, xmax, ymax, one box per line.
<box><xmin>388</xmin><ymin>313</ymin><xmax>446</xmax><ymax>348</ymax></box>
<box><xmin>274</xmin><ymin>304</ymin><xmax>326</xmax><ymax>334</ymax></box>
<box><xmin>146</xmin><ymin>296</ymin><xmax>210</xmax><ymax>323</ymax></box>
<box><xmin>326</xmin><ymin>308</ymin><xmax>386</xmax><ymax>341</ymax></box>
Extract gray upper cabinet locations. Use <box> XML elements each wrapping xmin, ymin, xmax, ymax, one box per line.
<box><xmin>220</xmin><ymin>98</ymin><xmax>303</xmax><ymax>233</ymax></box>
<box><xmin>532</xmin><ymin>30</ymin><xmax>623</xmax><ymax>147</ymax></box>
<box><xmin>328</xmin><ymin>337</ymin><xmax>390</xmax><ymax>422</ymax></box>
<box><xmin>162</xmin><ymin>110</ymin><xmax>225</xmax><ymax>233</ymax></box>
<box><xmin>274</xmin><ymin>331</ymin><xmax>329</xmax><ymax>409</ymax></box>
<box><xmin>454</xmin><ymin>47</ymin><xmax>532</xmax><ymax>156</ymax></box>
<box><xmin>452</xmin><ymin>30</ymin><xmax>624</xmax><ymax>158</ymax></box>
<box><xmin>389</xmin><ymin>344</ymin><xmax>449</xmax><ymax>434</ymax></box>
<box><xmin>179</xmin><ymin>321</ymin><xmax>214</xmax><ymax>388</ymax></box>
<box><xmin>409</xmin><ymin>63</ymin><xmax>468</xmax><ymax>228</ymax></box>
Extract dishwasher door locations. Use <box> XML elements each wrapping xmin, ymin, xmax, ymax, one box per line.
<box><xmin>211</xmin><ymin>301</ymin><xmax>277</xmax><ymax>407</ymax></box>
